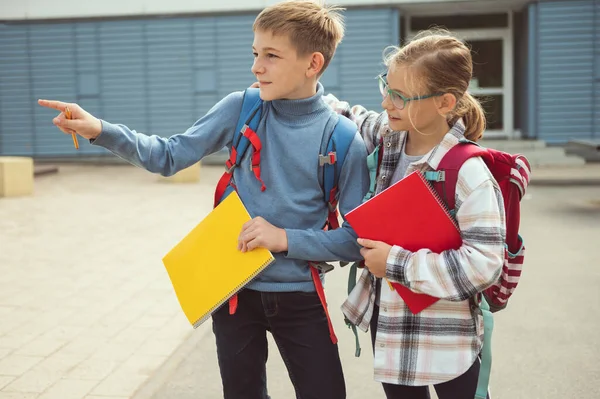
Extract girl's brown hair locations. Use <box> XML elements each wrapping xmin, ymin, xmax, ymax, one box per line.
<box><xmin>384</xmin><ymin>29</ymin><xmax>486</xmax><ymax>141</ymax></box>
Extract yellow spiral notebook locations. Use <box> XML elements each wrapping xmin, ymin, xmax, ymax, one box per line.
<box><xmin>162</xmin><ymin>191</ymin><xmax>275</xmax><ymax>328</ymax></box>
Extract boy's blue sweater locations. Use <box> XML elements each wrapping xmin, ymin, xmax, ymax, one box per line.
<box><xmin>92</xmin><ymin>83</ymin><xmax>369</xmax><ymax>292</ymax></box>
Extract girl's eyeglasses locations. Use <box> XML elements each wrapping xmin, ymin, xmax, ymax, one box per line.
<box><xmin>378</xmin><ymin>74</ymin><xmax>443</xmax><ymax>110</ymax></box>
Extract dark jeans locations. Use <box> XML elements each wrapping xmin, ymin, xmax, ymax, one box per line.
<box><xmin>212</xmin><ymin>288</ymin><xmax>346</xmax><ymax>399</ymax></box>
<box><xmin>370</xmin><ymin>304</ymin><xmax>490</xmax><ymax>399</ymax></box>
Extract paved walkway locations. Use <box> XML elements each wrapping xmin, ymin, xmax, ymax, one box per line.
<box><xmin>135</xmin><ymin>181</ymin><xmax>600</xmax><ymax>399</ymax></box>
<box><xmin>0</xmin><ymin>164</ymin><xmax>223</xmax><ymax>399</ymax></box>
<box><xmin>1</xmin><ymin>163</ymin><xmax>599</xmax><ymax>399</ymax></box>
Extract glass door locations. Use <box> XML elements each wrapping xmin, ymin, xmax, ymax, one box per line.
<box><xmin>463</xmin><ymin>34</ymin><xmax>511</xmax><ymax>137</ymax></box>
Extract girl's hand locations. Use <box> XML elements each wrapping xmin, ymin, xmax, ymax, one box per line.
<box><xmin>358</xmin><ymin>238</ymin><xmax>392</xmax><ymax>278</ymax></box>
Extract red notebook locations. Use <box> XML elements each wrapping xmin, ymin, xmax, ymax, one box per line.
<box><xmin>345</xmin><ymin>170</ymin><xmax>463</xmax><ymax>314</ymax></box>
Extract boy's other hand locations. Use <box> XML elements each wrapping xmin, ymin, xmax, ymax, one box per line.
<box><xmin>38</xmin><ymin>99</ymin><xmax>103</xmax><ymax>140</ymax></box>
<box><xmin>358</xmin><ymin>238</ymin><xmax>392</xmax><ymax>278</ymax></box>
<box><xmin>238</xmin><ymin>216</ymin><xmax>288</xmax><ymax>253</ymax></box>
<box><xmin>250</xmin><ymin>82</ymin><xmax>260</xmax><ymax>89</ymax></box>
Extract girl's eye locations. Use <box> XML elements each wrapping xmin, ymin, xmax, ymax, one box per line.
<box><xmin>267</xmin><ymin>53</ymin><xmax>278</xmax><ymax>59</ymax></box>
<box><xmin>252</xmin><ymin>52</ymin><xmax>258</xmax><ymax>58</ymax></box>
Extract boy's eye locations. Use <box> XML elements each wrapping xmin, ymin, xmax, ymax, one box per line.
<box><xmin>252</xmin><ymin>52</ymin><xmax>258</xmax><ymax>58</ymax></box>
<box><xmin>267</xmin><ymin>53</ymin><xmax>278</xmax><ymax>59</ymax></box>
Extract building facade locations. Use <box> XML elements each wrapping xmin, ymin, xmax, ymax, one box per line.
<box><xmin>0</xmin><ymin>0</ymin><xmax>598</xmax><ymax>158</ymax></box>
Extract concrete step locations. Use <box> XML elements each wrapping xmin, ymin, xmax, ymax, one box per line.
<box><xmin>480</xmin><ymin>139</ymin><xmax>547</xmax><ymax>151</ymax></box>
<box><xmin>526</xmin><ymin>154</ymin><xmax>586</xmax><ymax>167</ymax></box>
<box><xmin>203</xmin><ymin>149</ymin><xmax>229</xmax><ymax>165</ymax></box>
<box><xmin>201</xmin><ymin>142</ymin><xmax>587</xmax><ymax>168</ymax></box>
<box><xmin>565</xmin><ymin>139</ymin><xmax>600</xmax><ymax>163</ymax></box>
<box><xmin>480</xmin><ymin>140</ymin><xmax>587</xmax><ymax>167</ymax></box>
<box><xmin>500</xmin><ymin>147</ymin><xmax>585</xmax><ymax>167</ymax></box>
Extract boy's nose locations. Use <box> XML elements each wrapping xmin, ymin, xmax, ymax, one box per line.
<box><xmin>251</xmin><ymin>60</ymin><xmax>265</xmax><ymax>75</ymax></box>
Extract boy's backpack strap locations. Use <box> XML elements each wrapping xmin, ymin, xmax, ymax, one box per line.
<box><xmin>429</xmin><ymin>140</ymin><xmax>491</xmax><ymax>211</ymax></box>
<box><xmin>214</xmin><ymin>88</ymin><xmax>263</xmax><ymax>317</ymax></box>
<box><xmin>232</xmin><ymin>88</ymin><xmax>262</xmax><ymax>166</ymax></box>
<box><xmin>320</xmin><ymin>115</ymin><xmax>357</xmax><ymax>230</ymax></box>
<box><xmin>213</xmin><ymin>88</ymin><xmax>263</xmax><ymax>207</ymax></box>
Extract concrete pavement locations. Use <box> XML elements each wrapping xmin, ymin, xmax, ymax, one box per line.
<box><xmin>0</xmin><ymin>164</ymin><xmax>220</xmax><ymax>399</ymax></box>
<box><xmin>1</xmin><ymin>163</ymin><xmax>599</xmax><ymax>399</ymax></box>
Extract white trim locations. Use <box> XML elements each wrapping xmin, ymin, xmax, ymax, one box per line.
<box><xmin>481</xmin><ymin>130</ymin><xmax>506</xmax><ymax>138</ymax></box>
<box><xmin>407</xmin><ymin>28</ymin><xmax>509</xmax><ymax>42</ymax></box>
<box><xmin>468</xmin><ymin>88</ymin><xmax>504</xmax><ymax>96</ymax></box>
<box><xmin>400</xmin><ymin>0</ymin><xmax>528</xmax><ymax>16</ymax></box>
<box><xmin>504</xmin><ymin>12</ymin><xmax>515</xmax><ymax>139</ymax></box>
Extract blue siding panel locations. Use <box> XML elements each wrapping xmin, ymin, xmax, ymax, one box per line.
<box><xmin>321</xmin><ymin>9</ymin><xmax>399</xmax><ymax>112</ymax></box>
<box><xmin>216</xmin><ymin>15</ymin><xmax>256</xmax><ymax>99</ymax></box>
<box><xmin>146</xmin><ymin>18</ymin><xmax>195</xmax><ymax>136</ymax></box>
<box><xmin>537</xmin><ymin>0</ymin><xmax>596</xmax><ymax>142</ymax></box>
<box><xmin>0</xmin><ymin>8</ymin><xmax>400</xmax><ymax>157</ymax></box>
<box><xmin>192</xmin><ymin>18</ymin><xmax>219</xmax><ymax>117</ymax></box>
<box><xmin>595</xmin><ymin>0</ymin><xmax>600</xmax><ymax>137</ymax></box>
<box><xmin>98</xmin><ymin>21</ymin><xmax>148</xmax><ymax>132</ymax></box>
<box><xmin>29</xmin><ymin>24</ymin><xmax>78</xmax><ymax>156</ymax></box>
<box><xmin>0</xmin><ymin>26</ymin><xmax>35</xmax><ymax>156</ymax></box>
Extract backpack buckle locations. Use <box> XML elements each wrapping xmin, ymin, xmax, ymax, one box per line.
<box><xmin>311</xmin><ymin>261</ymin><xmax>335</xmax><ymax>274</ymax></box>
<box><xmin>319</xmin><ymin>152</ymin><xmax>337</xmax><ymax>166</ymax></box>
<box><xmin>225</xmin><ymin>163</ymin><xmax>237</xmax><ymax>174</ymax></box>
<box><xmin>425</xmin><ymin>170</ymin><xmax>445</xmax><ymax>182</ymax></box>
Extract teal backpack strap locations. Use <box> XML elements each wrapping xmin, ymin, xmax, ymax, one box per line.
<box><xmin>475</xmin><ymin>296</ymin><xmax>494</xmax><ymax>399</ymax></box>
<box><xmin>343</xmin><ymin>138</ymin><xmax>383</xmax><ymax>357</ymax></box>
<box><xmin>363</xmin><ymin>144</ymin><xmax>381</xmax><ymax>202</ymax></box>
<box><xmin>344</xmin><ymin>261</ymin><xmax>362</xmax><ymax>357</ymax></box>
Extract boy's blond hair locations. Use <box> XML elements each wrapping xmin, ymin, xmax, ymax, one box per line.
<box><xmin>253</xmin><ymin>0</ymin><xmax>345</xmax><ymax>74</ymax></box>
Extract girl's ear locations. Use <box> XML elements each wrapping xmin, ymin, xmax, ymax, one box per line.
<box><xmin>306</xmin><ymin>52</ymin><xmax>325</xmax><ymax>78</ymax></box>
<box><xmin>437</xmin><ymin>93</ymin><xmax>457</xmax><ymax>116</ymax></box>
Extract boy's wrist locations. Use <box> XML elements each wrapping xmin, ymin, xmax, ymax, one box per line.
<box><xmin>276</xmin><ymin>228</ymin><xmax>288</xmax><ymax>252</ymax></box>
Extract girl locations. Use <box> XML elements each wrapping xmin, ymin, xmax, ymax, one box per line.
<box><xmin>325</xmin><ymin>30</ymin><xmax>505</xmax><ymax>399</ymax></box>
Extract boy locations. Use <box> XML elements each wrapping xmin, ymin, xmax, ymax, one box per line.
<box><xmin>39</xmin><ymin>1</ymin><xmax>369</xmax><ymax>398</ymax></box>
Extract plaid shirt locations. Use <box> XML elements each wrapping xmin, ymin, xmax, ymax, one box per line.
<box><xmin>324</xmin><ymin>94</ymin><xmax>506</xmax><ymax>386</ymax></box>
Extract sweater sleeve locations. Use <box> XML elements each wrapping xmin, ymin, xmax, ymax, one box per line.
<box><xmin>91</xmin><ymin>92</ymin><xmax>244</xmax><ymax>176</ymax></box>
<box><xmin>284</xmin><ymin>132</ymin><xmax>370</xmax><ymax>263</ymax></box>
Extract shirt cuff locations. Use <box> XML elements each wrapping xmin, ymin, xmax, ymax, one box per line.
<box><xmin>283</xmin><ymin>228</ymin><xmax>301</xmax><ymax>259</ymax></box>
<box><xmin>385</xmin><ymin>245</ymin><xmax>413</xmax><ymax>286</ymax></box>
<box><xmin>89</xmin><ymin>120</ymin><xmax>121</xmax><ymax>146</ymax></box>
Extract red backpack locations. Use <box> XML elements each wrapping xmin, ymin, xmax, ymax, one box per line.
<box><xmin>427</xmin><ymin>139</ymin><xmax>532</xmax><ymax>312</ymax></box>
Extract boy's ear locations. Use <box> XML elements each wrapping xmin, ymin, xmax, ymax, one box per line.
<box><xmin>306</xmin><ymin>52</ymin><xmax>325</xmax><ymax>78</ymax></box>
<box><xmin>437</xmin><ymin>93</ymin><xmax>457</xmax><ymax>116</ymax></box>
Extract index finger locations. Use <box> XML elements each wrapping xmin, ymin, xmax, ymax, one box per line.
<box><xmin>38</xmin><ymin>99</ymin><xmax>69</xmax><ymax>112</ymax></box>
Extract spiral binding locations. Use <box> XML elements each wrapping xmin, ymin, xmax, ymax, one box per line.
<box><xmin>192</xmin><ymin>257</ymin><xmax>275</xmax><ymax>328</ymax></box>
<box><xmin>415</xmin><ymin>170</ymin><xmax>460</xmax><ymax>231</ymax></box>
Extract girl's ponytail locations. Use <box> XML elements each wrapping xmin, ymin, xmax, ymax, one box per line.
<box><xmin>451</xmin><ymin>92</ymin><xmax>486</xmax><ymax>142</ymax></box>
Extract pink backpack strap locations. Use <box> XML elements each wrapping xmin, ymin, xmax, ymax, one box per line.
<box><xmin>432</xmin><ymin>141</ymin><xmax>491</xmax><ymax>211</ymax></box>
